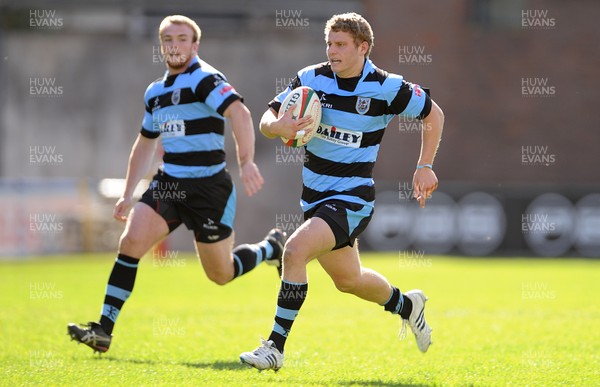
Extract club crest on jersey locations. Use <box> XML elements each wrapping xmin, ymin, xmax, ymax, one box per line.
<box><xmin>355</xmin><ymin>97</ymin><xmax>371</xmax><ymax>115</ymax></box>
<box><xmin>171</xmin><ymin>89</ymin><xmax>181</xmax><ymax>105</ymax></box>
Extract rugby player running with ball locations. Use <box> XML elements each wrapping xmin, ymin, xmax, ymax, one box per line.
<box><xmin>240</xmin><ymin>12</ymin><xmax>444</xmax><ymax>371</ymax></box>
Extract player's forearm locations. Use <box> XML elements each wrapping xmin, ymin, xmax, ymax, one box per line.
<box><xmin>418</xmin><ymin>101</ymin><xmax>444</xmax><ymax>166</ymax></box>
<box><xmin>123</xmin><ymin>135</ymin><xmax>157</xmax><ymax>198</ymax></box>
<box><xmin>230</xmin><ymin>104</ymin><xmax>256</xmax><ymax>167</ymax></box>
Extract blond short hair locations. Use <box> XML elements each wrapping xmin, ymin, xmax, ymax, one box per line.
<box><xmin>324</xmin><ymin>13</ymin><xmax>374</xmax><ymax>57</ymax></box>
<box><xmin>159</xmin><ymin>15</ymin><xmax>201</xmax><ymax>44</ymax></box>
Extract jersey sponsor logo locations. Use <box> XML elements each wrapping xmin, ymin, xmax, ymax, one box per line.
<box><xmin>171</xmin><ymin>89</ymin><xmax>181</xmax><ymax>105</ymax></box>
<box><xmin>160</xmin><ymin>119</ymin><xmax>186</xmax><ymax>137</ymax></box>
<box><xmin>355</xmin><ymin>97</ymin><xmax>371</xmax><ymax>115</ymax></box>
<box><xmin>315</xmin><ymin>124</ymin><xmax>362</xmax><ymax>148</ymax></box>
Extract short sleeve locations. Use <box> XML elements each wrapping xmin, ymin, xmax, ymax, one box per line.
<box><xmin>388</xmin><ymin>80</ymin><xmax>432</xmax><ymax>119</ymax></box>
<box><xmin>140</xmin><ymin>93</ymin><xmax>160</xmax><ymax>139</ymax></box>
<box><xmin>194</xmin><ymin>73</ymin><xmax>243</xmax><ymax>116</ymax></box>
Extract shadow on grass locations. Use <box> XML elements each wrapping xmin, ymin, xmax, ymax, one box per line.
<box><xmin>181</xmin><ymin>360</ymin><xmax>246</xmax><ymax>371</ymax></box>
<box><xmin>336</xmin><ymin>382</ymin><xmax>431</xmax><ymax>387</ymax></box>
<box><xmin>96</xmin><ymin>356</ymin><xmax>245</xmax><ymax>371</ymax></box>
<box><xmin>95</xmin><ymin>357</ymin><xmax>431</xmax><ymax>385</ymax></box>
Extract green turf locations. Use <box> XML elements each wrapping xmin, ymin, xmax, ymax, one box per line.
<box><xmin>1</xmin><ymin>253</ymin><xmax>598</xmax><ymax>386</ymax></box>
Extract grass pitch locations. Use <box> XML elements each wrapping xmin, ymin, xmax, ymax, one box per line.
<box><xmin>1</xmin><ymin>252</ymin><xmax>598</xmax><ymax>386</ymax></box>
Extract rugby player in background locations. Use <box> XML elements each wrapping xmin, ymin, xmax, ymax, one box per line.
<box><xmin>68</xmin><ymin>15</ymin><xmax>285</xmax><ymax>353</ymax></box>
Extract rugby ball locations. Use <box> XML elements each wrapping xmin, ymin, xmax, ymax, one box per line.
<box><xmin>278</xmin><ymin>86</ymin><xmax>322</xmax><ymax>147</ymax></box>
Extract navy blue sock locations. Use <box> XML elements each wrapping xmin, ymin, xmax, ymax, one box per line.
<box><xmin>99</xmin><ymin>254</ymin><xmax>139</xmax><ymax>335</ymax></box>
<box><xmin>232</xmin><ymin>240</ymin><xmax>273</xmax><ymax>278</ymax></box>
<box><xmin>383</xmin><ymin>287</ymin><xmax>412</xmax><ymax>319</ymax></box>
<box><xmin>268</xmin><ymin>280</ymin><xmax>308</xmax><ymax>353</ymax></box>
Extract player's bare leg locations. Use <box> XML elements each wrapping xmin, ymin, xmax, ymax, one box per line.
<box><xmin>317</xmin><ymin>243</ymin><xmax>391</xmax><ymax>303</ymax></box>
<box><xmin>195</xmin><ymin>228</ymin><xmax>286</xmax><ymax>285</ymax></box>
<box><xmin>319</xmin><ymin>241</ymin><xmax>432</xmax><ymax>353</ymax></box>
<box><xmin>118</xmin><ymin>202</ymin><xmax>170</xmax><ymax>258</ymax></box>
<box><xmin>195</xmin><ymin>234</ymin><xmax>236</xmax><ymax>285</ymax></box>
<box><xmin>281</xmin><ymin>217</ymin><xmax>335</xmax><ymax>282</ymax></box>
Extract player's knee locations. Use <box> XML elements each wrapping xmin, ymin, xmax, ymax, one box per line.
<box><xmin>119</xmin><ymin>231</ymin><xmax>142</xmax><ymax>251</ymax></box>
<box><xmin>205</xmin><ymin>268</ymin><xmax>232</xmax><ymax>286</ymax></box>
<box><xmin>281</xmin><ymin>242</ymin><xmax>305</xmax><ymax>268</ymax></box>
<box><xmin>332</xmin><ymin>277</ymin><xmax>358</xmax><ymax>294</ymax></box>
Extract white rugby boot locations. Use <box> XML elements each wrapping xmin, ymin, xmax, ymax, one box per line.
<box><xmin>402</xmin><ymin>289</ymin><xmax>432</xmax><ymax>353</ymax></box>
<box><xmin>240</xmin><ymin>339</ymin><xmax>284</xmax><ymax>371</ymax></box>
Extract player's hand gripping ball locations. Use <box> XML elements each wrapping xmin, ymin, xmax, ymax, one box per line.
<box><xmin>278</xmin><ymin>86</ymin><xmax>322</xmax><ymax>147</ymax></box>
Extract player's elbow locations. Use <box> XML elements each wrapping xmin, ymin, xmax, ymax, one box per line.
<box><xmin>259</xmin><ymin>109</ymin><xmax>279</xmax><ymax>139</ymax></box>
<box><xmin>259</xmin><ymin>124</ymin><xmax>277</xmax><ymax>139</ymax></box>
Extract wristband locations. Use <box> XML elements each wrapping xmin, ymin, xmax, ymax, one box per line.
<box><xmin>416</xmin><ymin>164</ymin><xmax>433</xmax><ymax>170</ymax></box>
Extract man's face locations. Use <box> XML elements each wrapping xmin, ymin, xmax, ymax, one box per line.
<box><xmin>160</xmin><ymin>23</ymin><xmax>198</xmax><ymax>71</ymax></box>
<box><xmin>326</xmin><ymin>30</ymin><xmax>367</xmax><ymax>78</ymax></box>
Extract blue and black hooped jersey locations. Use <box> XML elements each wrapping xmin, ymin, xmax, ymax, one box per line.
<box><xmin>269</xmin><ymin>58</ymin><xmax>432</xmax><ymax>212</ymax></box>
<box><xmin>141</xmin><ymin>56</ymin><xmax>243</xmax><ymax>178</ymax></box>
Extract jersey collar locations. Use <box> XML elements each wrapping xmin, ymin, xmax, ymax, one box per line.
<box><xmin>162</xmin><ymin>56</ymin><xmax>201</xmax><ymax>84</ymax></box>
<box><xmin>332</xmin><ymin>58</ymin><xmax>374</xmax><ymax>84</ymax></box>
